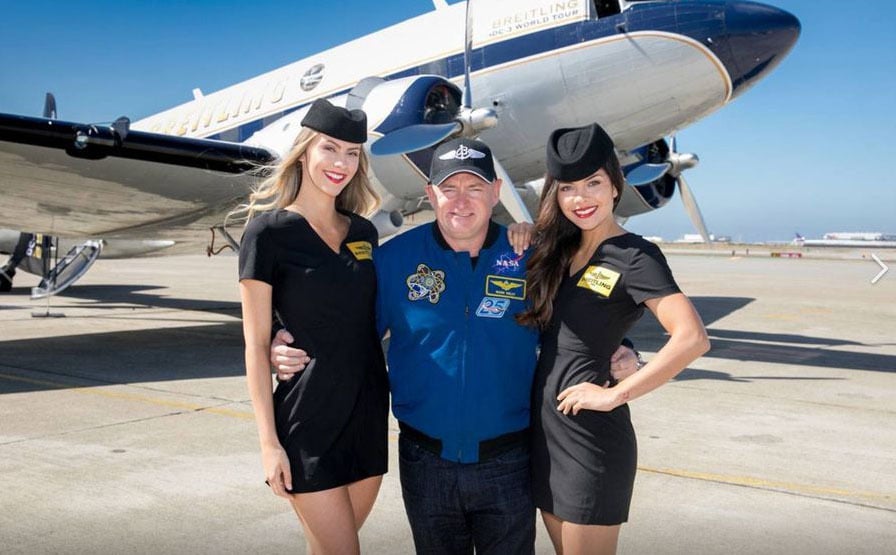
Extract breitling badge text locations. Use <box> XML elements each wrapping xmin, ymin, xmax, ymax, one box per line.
<box><xmin>577</xmin><ymin>265</ymin><xmax>620</xmax><ymax>297</ymax></box>
<box><xmin>406</xmin><ymin>263</ymin><xmax>447</xmax><ymax>304</ymax></box>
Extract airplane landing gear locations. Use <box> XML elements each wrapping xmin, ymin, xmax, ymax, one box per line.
<box><xmin>0</xmin><ymin>232</ymin><xmax>32</xmax><ymax>293</ymax></box>
<box><xmin>0</xmin><ymin>266</ymin><xmax>14</xmax><ymax>292</ymax></box>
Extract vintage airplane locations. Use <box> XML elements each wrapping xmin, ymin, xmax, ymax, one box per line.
<box><xmin>0</xmin><ymin>0</ymin><xmax>800</xmax><ymax>297</ymax></box>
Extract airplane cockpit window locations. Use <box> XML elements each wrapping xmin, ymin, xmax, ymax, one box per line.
<box><xmin>592</xmin><ymin>0</ymin><xmax>622</xmax><ymax>18</ymax></box>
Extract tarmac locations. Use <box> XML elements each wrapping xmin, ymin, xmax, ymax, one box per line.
<box><xmin>1</xmin><ymin>249</ymin><xmax>894</xmax><ymax>554</ymax></box>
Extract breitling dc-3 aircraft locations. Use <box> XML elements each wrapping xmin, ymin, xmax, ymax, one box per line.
<box><xmin>0</xmin><ymin>0</ymin><xmax>799</xmax><ymax>297</ymax></box>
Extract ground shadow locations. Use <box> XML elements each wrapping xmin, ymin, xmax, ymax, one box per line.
<box><xmin>630</xmin><ymin>297</ymin><xmax>896</xmax><ymax>376</ymax></box>
<box><xmin>55</xmin><ymin>284</ymin><xmax>241</xmax><ymax>317</ymax></box>
<box><xmin>3</xmin><ymin>295</ymin><xmax>893</xmax><ymax>395</ymax></box>
<box><xmin>0</xmin><ymin>321</ymin><xmax>245</xmax><ymax>395</ymax></box>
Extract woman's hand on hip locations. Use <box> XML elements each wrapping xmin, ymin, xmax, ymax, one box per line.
<box><xmin>557</xmin><ymin>382</ymin><xmax>628</xmax><ymax>415</ymax></box>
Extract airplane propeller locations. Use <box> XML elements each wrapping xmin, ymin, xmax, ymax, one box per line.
<box><xmin>370</xmin><ymin>0</ymin><xmax>532</xmax><ymax>222</ymax></box>
<box><xmin>43</xmin><ymin>93</ymin><xmax>57</xmax><ymax>120</ymax></box>
<box><xmin>667</xmin><ymin>135</ymin><xmax>711</xmax><ymax>243</ymax></box>
<box><xmin>370</xmin><ymin>0</ymin><xmax>498</xmax><ymax>157</ymax></box>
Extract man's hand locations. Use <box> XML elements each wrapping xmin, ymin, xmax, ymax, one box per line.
<box><xmin>270</xmin><ymin>329</ymin><xmax>311</xmax><ymax>381</ymax></box>
<box><xmin>609</xmin><ymin>344</ymin><xmax>640</xmax><ymax>383</ymax></box>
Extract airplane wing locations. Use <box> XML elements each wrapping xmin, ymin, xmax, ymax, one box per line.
<box><xmin>0</xmin><ymin>112</ymin><xmax>275</xmax><ymax>238</ymax></box>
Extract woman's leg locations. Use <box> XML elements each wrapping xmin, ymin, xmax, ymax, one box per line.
<box><xmin>347</xmin><ymin>475</ymin><xmax>383</xmax><ymax>529</ymax></box>
<box><xmin>557</xmin><ymin>519</ymin><xmax>621</xmax><ymax>555</ymax></box>
<box><xmin>541</xmin><ymin>510</ymin><xmax>565</xmax><ymax>555</ymax></box>
<box><xmin>289</xmin><ymin>485</ymin><xmax>361</xmax><ymax>555</ymax></box>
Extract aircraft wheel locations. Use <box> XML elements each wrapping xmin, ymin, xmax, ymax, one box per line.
<box><xmin>0</xmin><ymin>267</ymin><xmax>14</xmax><ymax>292</ymax></box>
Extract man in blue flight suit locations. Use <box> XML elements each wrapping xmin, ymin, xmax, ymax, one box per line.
<box><xmin>271</xmin><ymin>138</ymin><xmax>639</xmax><ymax>554</ymax></box>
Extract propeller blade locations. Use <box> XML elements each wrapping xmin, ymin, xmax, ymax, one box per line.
<box><xmin>462</xmin><ymin>0</ymin><xmax>474</xmax><ymax>109</ymax></box>
<box><xmin>43</xmin><ymin>93</ymin><xmax>57</xmax><ymax>120</ymax></box>
<box><xmin>493</xmin><ymin>157</ymin><xmax>533</xmax><ymax>223</ymax></box>
<box><xmin>625</xmin><ymin>162</ymin><xmax>670</xmax><ymax>186</ymax></box>
<box><xmin>370</xmin><ymin>122</ymin><xmax>461</xmax><ymax>156</ymax></box>
<box><xmin>677</xmin><ymin>174</ymin><xmax>711</xmax><ymax>243</ymax></box>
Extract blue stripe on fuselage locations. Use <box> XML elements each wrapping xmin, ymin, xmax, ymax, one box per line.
<box><xmin>206</xmin><ymin>1</ymin><xmax>770</xmax><ymax>142</ymax></box>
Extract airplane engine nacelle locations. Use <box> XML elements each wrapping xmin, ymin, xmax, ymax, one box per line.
<box><xmin>369</xmin><ymin>209</ymin><xmax>404</xmax><ymax>238</ymax></box>
<box><xmin>616</xmin><ymin>140</ymin><xmax>676</xmax><ymax>218</ymax></box>
<box><xmin>361</xmin><ymin>75</ymin><xmax>462</xmax><ymax>202</ymax></box>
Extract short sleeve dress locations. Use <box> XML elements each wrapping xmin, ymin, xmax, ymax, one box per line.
<box><xmin>530</xmin><ymin>233</ymin><xmax>680</xmax><ymax>525</ymax></box>
<box><xmin>238</xmin><ymin>208</ymin><xmax>389</xmax><ymax>493</ymax></box>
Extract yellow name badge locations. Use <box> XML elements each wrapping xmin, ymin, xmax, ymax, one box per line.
<box><xmin>577</xmin><ymin>265</ymin><xmax>620</xmax><ymax>297</ymax></box>
<box><xmin>346</xmin><ymin>241</ymin><xmax>373</xmax><ymax>261</ymax></box>
<box><xmin>485</xmin><ymin>275</ymin><xmax>526</xmax><ymax>300</ymax></box>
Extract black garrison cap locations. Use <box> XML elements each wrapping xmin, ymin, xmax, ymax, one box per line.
<box><xmin>546</xmin><ymin>122</ymin><xmax>615</xmax><ymax>182</ymax></box>
<box><xmin>301</xmin><ymin>98</ymin><xmax>368</xmax><ymax>144</ymax></box>
<box><xmin>429</xmin><ymin>138</ymin><xmax>497</xmax><ymax>185</ymax></box>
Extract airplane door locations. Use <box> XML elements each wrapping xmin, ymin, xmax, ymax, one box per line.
<box><xmin>31</xmin><ymin>239</ymin><xmax>103</xmax><ymax>299</ymax></box>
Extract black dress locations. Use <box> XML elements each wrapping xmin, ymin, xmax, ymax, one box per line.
<box><xmin>531</xmin><ymin>233</ymin><xmax>680</xmax><ymax>524</ymax></box>
<box><xmin>238</xmin><ymin>208</ymin><xmax>389</xmax><ymax>493</ymax></box>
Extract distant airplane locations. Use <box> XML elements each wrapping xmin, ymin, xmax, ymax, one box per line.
<box><xmin>792</xmin><ymin>233</ymin><xmax>896</xmax><ymax>248</ymax></box>
<box><xmin>0</xmin><ymin>0</ymin><xmax>800</xmax><ymax>296</ymax></box>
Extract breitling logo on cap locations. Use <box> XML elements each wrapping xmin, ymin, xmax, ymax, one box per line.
<box><xmin>439</xmin><ymin>144</ymin><xmax>486</xmax><ymax>161</ymax></box>
<box><xmin>429</xmin><ymin>138</ymin><xmax>497</xmax><ymax>186</ymax></box>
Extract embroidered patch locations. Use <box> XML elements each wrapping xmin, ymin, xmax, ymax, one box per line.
<box><xmin>439</xmin><ymin>144</ymin><xmax>486</xmax><ymax>161</ymax></box>
<box><xmin>475</xmin><ymin>297</ymin><xmax>510</xmax><ymax>318</ymax></box>
<box><xmin>577</xmin><ymin>265</ymin><xmax>620</xmax><ymax>297</ymax></box>
<box><xmin>485</xmin><ymin>275</ymin><xmax>526</xmax><ymax>300</ymax></box>
<box><xmin>346</xmin><ymin>241</ymin><xmax>372</xmax><ymax>261</ymax></box>
<box><xmin>406</xmin><ymin>263</ymin><xmax>446</xmax><ymax>304</ymax></box>
<box><xmin>492</xmin><ymin>251</ymin><xmax>523</xmax><ymax>274</ymax></box>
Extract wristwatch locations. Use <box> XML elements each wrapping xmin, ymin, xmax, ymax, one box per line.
<box><xmin>634</xmin><ymin>350</ymin><xmax>647</xmax><ymax>370</ymax></box>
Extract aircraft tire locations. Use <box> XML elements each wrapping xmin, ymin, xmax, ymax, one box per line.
<box><xmin>0</xmin><ymin>266</ymin><xmax>14</xmax><ymax>292</ymax></box>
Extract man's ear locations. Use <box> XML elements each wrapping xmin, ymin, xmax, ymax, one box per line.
<box><xmin>491</xmin><ymin>178</ymin><xmax>503</xmax><ymax>208</ymax></box>
<box><xmin>424</xmin><ymin>184</ymin><xmax>437</xmax><ymax>207</ymax></box>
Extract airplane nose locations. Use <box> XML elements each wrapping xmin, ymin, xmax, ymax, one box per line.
<box><xmin>722</xmin><ymin>1</ymin><xmax>801</xmax><ymax>95</ymax></box>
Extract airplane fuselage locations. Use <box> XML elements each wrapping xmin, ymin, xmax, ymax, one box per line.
<box><xmin>0</xmin><ymin>0</ymin><xmax>799</xmax><ymax>238</ymax></box>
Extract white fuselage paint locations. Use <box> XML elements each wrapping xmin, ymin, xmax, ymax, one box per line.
<box><xmin>1</xmin><ymin>0</ymin><xmax>732</xmax><ymax>236</ymax></box>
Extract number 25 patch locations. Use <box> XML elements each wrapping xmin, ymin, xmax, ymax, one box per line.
<box><xmin>475</xmin><ymin>297</ymin><xmax>510</xmax><ymax>318</ymax></box>
<box><xmin>577</xmin><ymin>265</ymin><xmax>620</xmax><ymax>297</ymax></box>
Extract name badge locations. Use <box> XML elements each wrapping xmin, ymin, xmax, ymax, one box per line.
<box><xmin>577</xmin><ymin>265</ymin><xmax>620</xmax><ymax>297</ymax></box>
<box><xmin>485</xmin><ymin>275</ymin><xmax>526</xmax><ymax>300</ymax></box>
<box><xmin>346</xmin><ymin>241</ymin><xmax>372</xmax><ymax>261</ymax></box>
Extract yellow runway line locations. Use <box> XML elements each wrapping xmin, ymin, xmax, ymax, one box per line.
<box><xmin>0</xmin><ymin>371</ymin><xmax>254</xmax><ymax>420</ymax></box>
<box><xmin>641</xmin><ymin>466</ymin><xmax>891</xmax><ymax>503</ymax></box>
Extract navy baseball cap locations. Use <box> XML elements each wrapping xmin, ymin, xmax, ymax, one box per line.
<box><xmin>429</xmin><ymin>138</ymin><xmax>497</xmax><ymax>186</ymax></box>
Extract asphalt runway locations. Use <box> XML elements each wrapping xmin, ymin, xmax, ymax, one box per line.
<box><xmin>1</xmin><ymin>250</ymin><xmax>893</xmax><ymax>554</ymax></box>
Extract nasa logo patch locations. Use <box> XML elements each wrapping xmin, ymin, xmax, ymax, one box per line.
<box><xmin>492</xmin><ymin>251</ymin><xmax>523</xmax><ymax>274</ymax></box>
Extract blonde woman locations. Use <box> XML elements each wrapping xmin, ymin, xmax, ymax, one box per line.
<box><xmin>236</xmin><ymin>98</ymin><xmax>388</xmax><ymax>554</ymax></box>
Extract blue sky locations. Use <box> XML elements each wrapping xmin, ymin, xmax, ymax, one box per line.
<box><xmin>1</xmin><ymin>1</ymin><xmax>893</xmax><ymax>242</ymax></box>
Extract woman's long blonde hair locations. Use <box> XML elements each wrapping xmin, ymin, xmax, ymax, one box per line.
<box><xmin>228</xmin><ymin>128</ymin><xmax>380</xmax><ymax>226</ymax></box>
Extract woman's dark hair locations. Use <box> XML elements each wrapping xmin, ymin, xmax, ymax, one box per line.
<box><xmin>516</xmin><ymin>152</ymin><xmax>625</xmax><ymax>329</ymax></box>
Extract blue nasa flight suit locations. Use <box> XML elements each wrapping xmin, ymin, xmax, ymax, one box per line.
<box><xmin>375</xmin><ymin>220</ymin><xmax>539</xmax><ymax>554</ymax></box>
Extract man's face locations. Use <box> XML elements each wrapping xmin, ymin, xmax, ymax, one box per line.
<box><xmin>426</xmin><ymin>172</ymin><xmax>502</xmax><ymax>248</ymax></box>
